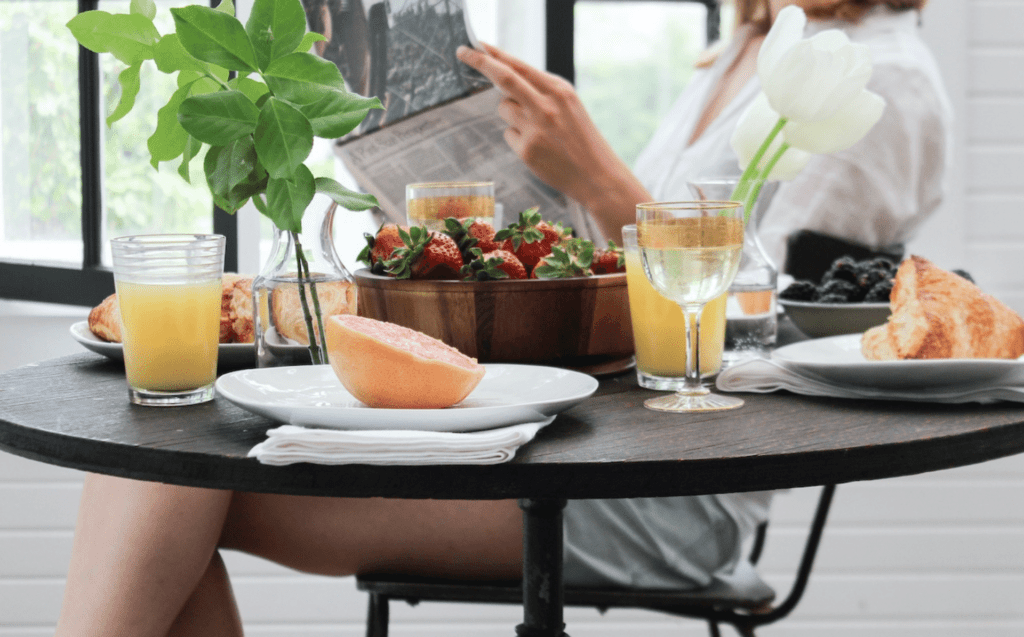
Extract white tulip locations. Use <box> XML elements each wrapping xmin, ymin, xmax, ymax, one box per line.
<box><xmin>758</xmin><ymin>5</ymin><xmax>874</xmax><ymax>122</ymax></box>
<box><xmin>784</xmin><ymin>89</ymin><xmax>886</xmax><ymax>154</ymax></box>
<box><xmin>731</xmin><ymin>93</ymin><xmax>811</xmax><ymax>181</ymax></box>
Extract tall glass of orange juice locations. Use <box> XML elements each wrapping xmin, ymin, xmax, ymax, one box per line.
<box><xmin>406</xmin><ymin>181</ymin><xmax>495</xmax><ymax>231</ymax></box>
<box><xmin>111</xmin><ymin>234</ymin><xmax>225</xmax><ymax>406</ymax></box>
<box><xmin>623</xmin><ymin>224</ymin><xmax>727</xmax><ymax>390</ymax></box>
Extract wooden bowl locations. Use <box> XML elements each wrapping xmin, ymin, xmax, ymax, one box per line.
<box><xmin>354</xmin><ymin>269</ymin><xmax>634</xmax><ymax>368</ymax></box>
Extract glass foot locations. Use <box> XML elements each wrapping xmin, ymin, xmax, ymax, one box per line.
<box><xmin>129</xmin><ymin>384</ymin><xmax>215</xmax><ymax>407</ymax></box>
<box><xmin>644</xmin><ymin>389</ymin><xmax>744</xmax><ymax>413</ymax></box>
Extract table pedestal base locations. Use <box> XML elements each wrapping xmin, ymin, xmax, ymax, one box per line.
<box><xmin>517</xmin><ymin>498</ymin><xmax>568</xmax><ymax>637</ymax></box>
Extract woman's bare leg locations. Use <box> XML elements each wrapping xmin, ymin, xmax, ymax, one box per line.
<box><xmin>57</xmin><ymin>474</ymin><xmax>523</xmax><ymax>637</ymax></box>
<box><xmin>56</xmin><ymin>474</ymin><xmax>235</xmax><ymax>637</ymax></box>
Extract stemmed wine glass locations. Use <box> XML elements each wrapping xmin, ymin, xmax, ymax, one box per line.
<box><xmin>636</xmin><ymin>201</ymin><xmax>746</xmax><ymax>412</ymax></box>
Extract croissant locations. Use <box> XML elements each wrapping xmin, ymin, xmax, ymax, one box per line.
<box><xmin>89</xmin><ymin>275</ymin><xmax>255</xmax><ymax>344</ymax></box>
<box><xmin>861</xmin><ymin>255</ymin><xmax>1024</xmax><ymax>360</ymax></box>
<box><xmin>270</xmin><ymin>279</ymin><xmax>358</xmax><ymax>345</ymax></box>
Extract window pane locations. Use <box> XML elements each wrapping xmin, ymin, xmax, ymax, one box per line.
<box><xmin>0</xmin><ymin>1</ymin><xmax>82</xmax><ymax>265</ymax></box>
<box><xmin>575</xmin><ymin>1</ymin><xmax>709</xmax><ymax>168</ymax></box>
<box><xmin>99</xmin><ymin>0</ymin><xmax>214</xmax><ymax>266</ymax></box>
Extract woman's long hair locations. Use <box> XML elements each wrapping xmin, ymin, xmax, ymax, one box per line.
<box><xmin>735</xmin><ymin>0</ymin><xmax>928</xmax><ymax>33</ymax></box>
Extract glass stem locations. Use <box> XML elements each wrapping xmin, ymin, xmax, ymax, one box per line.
<box><xmin>681</xmin><ymin>303</ymin><xmax>704</xmax><ymax>394</ymax></box>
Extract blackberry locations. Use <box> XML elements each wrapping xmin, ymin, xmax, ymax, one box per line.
<box><xmin>780</xmin><ymin>279</ymin><xmax>818</xmax><ymax>301</ymax></box>
<box><xmin>952</xmin><ymin>269</ymin><xmax>974</xmax><ymax>284</ymax></box>
<box><xmin>813</xmin><ymin>279</ymin><xmax>859</xmax><ymax>303</ymax></box>
<box><xmin>822</xmin><ymin>257</ymin><xmax>859</xmax><ymax>285</ymax></box>
<box><xmin>863</xmin><ymin>279</ymin><xmax>894</xmax><ymax>303</ymax></box>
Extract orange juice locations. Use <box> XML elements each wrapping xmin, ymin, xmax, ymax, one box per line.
<box><xmin>625</xmin><ymin>251</ymin><xmax>726</xmax><ymax>376</ymax></box>
<box><xmin>407</xmin><ymin>194</ymin><xmax>495</xmax><ymax>230</ymax></box>
<box><xmin>116</xmin><ymin>280</ymin><xmax>221</xmax><ymax>392</ymax></box>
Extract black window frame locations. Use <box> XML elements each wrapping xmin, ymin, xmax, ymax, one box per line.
<box><xmin>545</xmin><ymin>0</ymin><xmax>721</xmax><ymax>83</ymax></box>
<box><xmin>0</xmin><ymin>0</ymin><xmax>237</xmax><ymax>308</ymax></box>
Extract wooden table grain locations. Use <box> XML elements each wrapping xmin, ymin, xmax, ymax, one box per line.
<box><xmin>2</xmin><ymin>351</ymin><xmax>1024</xmax><ymax>637</ymax></box>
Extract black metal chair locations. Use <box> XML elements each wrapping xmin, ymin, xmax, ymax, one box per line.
<box><xmin>357</xmin><ymin>484</ymin><xmax>836</xmax><ymax>637</ymax></box>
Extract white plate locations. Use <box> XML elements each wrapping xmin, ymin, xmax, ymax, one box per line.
<box><xmin>215</xmin><ymin>364</ymin><xmax>599</xmax><ymax>431</ymax></box>
<box><xmin>773</xmin><ymin>334</ymin><xmax>1024</xmax><ymax>390</ymax></box>
<box><xmin>70</xmin><ymin>321</ymin><xmax>256</xmax><ymax>368</ymax></box>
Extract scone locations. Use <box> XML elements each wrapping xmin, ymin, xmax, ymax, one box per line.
<box><xmin>861</xmin><ymin>255</ymin><xmax>1024</xmax><ymax>360</ymax></box>
<box><xmin>228</xmin><ymin>278</ymin><xmax>255</xmax><ymax>344</ymax></box>
<box><xmin>271</xmin><ymin>279</ymin><xmax>358</xmax><ymax>345</ymax></box>
<box><xmin>88</xmin><ymin>294</ymin><xmax>123</xmax><ymax>343</ymax></box>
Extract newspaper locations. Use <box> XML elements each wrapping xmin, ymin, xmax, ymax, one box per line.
<box><xmin>300</xmin><ymin>0</ymin><xmax>596</xmax><ymax>237</ymax></box>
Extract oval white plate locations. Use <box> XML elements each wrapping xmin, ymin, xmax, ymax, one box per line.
<box><xmin>215</xmin><ymin>364</ymin><xmax>599</xmax><ymax>431</ymax></box>
<box><xmin>70</xmin><ymin>321</ymin><xmax>256</xmax><ymax>368</ymax></box>
<box><xmin>773</xmin><ymin>334</ymin><xmax>1024</xmax><ymax>390</ymax></box>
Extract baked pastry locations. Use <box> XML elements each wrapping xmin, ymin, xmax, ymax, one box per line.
<box><xmin>271</xmin><ymin>279</ymin><xmax>358</xmax><ymax>345</ymax></box>
<box><xmin>88</xmin><ymin>274</ymin><xmax>255</xmax><ymax>344</ymax></box>
<box><xmin>861</xmin><ymin>255</ymin><xmax>1024</xmax><ymax>360</ymax></box>
<box><xmin>88</xmin><ymin>294</ymin><xmax>123</xmax><ymax>343</ymax></box>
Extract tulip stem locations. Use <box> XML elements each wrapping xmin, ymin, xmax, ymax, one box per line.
<box><xmin>731</xmin><ymin>116</ymin><xmax>789</xmax><ymax>214</ymax></box>
<box><xmin>742</xmin><ymin>142</ymin><xmax>792</xmax><ymax>225</ymax></box>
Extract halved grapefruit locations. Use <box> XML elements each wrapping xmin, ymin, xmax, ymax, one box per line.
<box><xmin>325</xmin><ymin>314</ymin><xmax>486</xmax><ymax>409</ymax></box>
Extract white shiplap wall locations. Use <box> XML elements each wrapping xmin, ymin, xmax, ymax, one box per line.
<box><xmin>3</xmin><ymin>0</ymin><xmax>1024</xmax><ymax>634</ymax></box>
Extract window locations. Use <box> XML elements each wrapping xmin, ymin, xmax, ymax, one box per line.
<box><xmin>0</xmin><ymin>0</ymin><xmax>237</xmax><ymax>307</ymax></box>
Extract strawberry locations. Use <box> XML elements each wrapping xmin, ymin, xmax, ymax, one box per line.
<box><xmin>464</xmin><ymin>218</ymin><xmax>502</xmax><ymax>253</ymax></box>
<box><xmin>357</xmin><ymin>222</ymin><xmax>407</xmax><ymax>275</ymax></box>
<box><xmin>441</xmin><ymin>217</ymin><xmax>480</xmax><ymax>262</ymax></box>
<box><xmin>532</xmin><ymin>239</ymin><xmax>594</xmax><ymax>279</ymax></box>
<box><xmin>494</xmin><ymin>207</ymin><xmax>570</xmax><ymax>274</ymax></box>
<box><xmin>461</xmin><ymin>248</ymin><xmax>527</xmax><ymax>281</ymax></box>
<box><xmin>591</xmin><ymin>240</ymin><xmax>626</xmax><ymax>275</ymax></box>
<box><xmin>385</xmin><ymin>226</ymin><xmax>464</xmax><ymax>280</ymax></box>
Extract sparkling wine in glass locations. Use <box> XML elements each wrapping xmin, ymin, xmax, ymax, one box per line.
<box><xmin>636</xmin><ymin>201</ymin><xmax>745</xmax><ymax>412</ymax></box>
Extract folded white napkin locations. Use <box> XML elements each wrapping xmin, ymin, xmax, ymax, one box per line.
<box><xmin>716</xmin><ymin>358</ymin><xmax>1024</xmax><ymax>404</ymax></box>
<box><xmin>248</xmin><ymin>417</ymin><xmax>555</xmax><ymax>466</ymax></box>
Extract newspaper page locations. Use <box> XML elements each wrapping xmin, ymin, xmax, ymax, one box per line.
<box><xmin>301</xmin><ymin>0</ymin><xmax>599</xmax><ymax>237</ymax></box>
<box><xmin>335</xmin><ymin>88</ymin><xmax>596</xmax><ymax>236</ymax></box>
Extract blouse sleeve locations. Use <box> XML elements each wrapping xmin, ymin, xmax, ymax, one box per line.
<box><xmin>757</xmin><ymin>63</ymin><xmax>953</xmax><ymax>269</ymax></box>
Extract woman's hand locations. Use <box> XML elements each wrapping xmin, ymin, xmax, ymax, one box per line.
<box><xmin>456</xmin><ymin>43</ymin><xmax>650</xmax><ymax>240</ymax></box>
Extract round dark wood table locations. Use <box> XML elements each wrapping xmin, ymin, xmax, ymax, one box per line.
<box><xmin>2</xmin><ymin>351</ymin><xmax>1024</xmax><ymax>636</ymax></box>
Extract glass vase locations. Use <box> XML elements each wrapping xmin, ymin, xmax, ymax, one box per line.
<box><xmin>687</xmin><ymin>178</ymin><xmax>780</xmax><ymax>367</ymax></box>
<box><xmin>253</xmin><ymin>201</ymin><xmax>358</xmax><ymax>368</ymax></box>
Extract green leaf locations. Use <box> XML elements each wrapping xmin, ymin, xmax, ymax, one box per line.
<box><xmin>251</xmin><ymin>193</ymin><xmax>269</xmax><ymax>215</ymax></box>
<box><xmin>254</xmin><ymin>97</ymin><xmax>313</xmax><ymax>178</ymax></box>
<box><xmin>296</xmin><ymin>31</ymin><xmax>327</xmax><ymax>53</ymax></box>
<box><xmin>106</xmin><ymin>62</ymin><xmax>142</xmax><ymax>126</ymax></box>
<box><xmin>204</xmin><ymin>136</ymin><xmax>266</xmax><ymax>211</ymax></box>
<box><xmin>177</xmin><ymin>135</ymin><xmax>202</xmax><ymax>183</ymax></box>
<box><xmin>245</xmin><ymin>0</ymin><xmax>306</xmax><ymax>71</ymax></box>
<box><xmin>264</xmin><ymin>53</ymin><xmax>346</xmax><ymax>105</ymax></box>
<box><xmin>178</xmin><ymin>90</ymin><xmax>260</xmax><ymax>145</ymax></box>
<box><xmin>130</xmin><ymin>0</ymin><xmax>157</xmax><ymax>20</ymax></box>
<box><xmin>67</xmin><ymin>11</ymin><xmax>159</xmax><ymax>65</ymax></box>
<box><xmin>148</xmin><ymin>82</ymin><xmax>194</xmax><ymax>169</ymax></box>
<box><xmin>215</xmin><ymin>0</ymin><xmax>235</xmax><ymax>15</ymax></box>
<box><xmin>315</xmin><ymin>178</ymin><xmax>378</xmax><ymax>211</ymax></box>
<box><xmin>171</xmin><ymin>5</ymin><xmax>258</xmax><ymax>72</ymax></box>
<box><xmin>266</xmin><ymin>164</ymin><xmax>315</xmax><ymax>232</ymax></box>
<box><xmin>301</xmin><ymin>91</ymin><xmax>381</xmax><ymax>138</ymax></box>
<box><xmin>153</xmin><ymin>33</ymin><xmax>207</xmax><ymax>74</ymax></box>
<box><xmin>231</xmin><ymin>76</ymin><xmax>270</xmax><ymax>104</ymax></box>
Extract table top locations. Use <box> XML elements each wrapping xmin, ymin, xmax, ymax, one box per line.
<box><xmin>2</xmin><ymin>351</ymin><xmax>1024</xmax><ymax>500</ymax></box>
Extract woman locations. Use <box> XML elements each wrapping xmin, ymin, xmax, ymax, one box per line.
<box><xmin>55</xmin><ymin>2</ymin><xmax>949</xmax><ymax>635</ymax></box>
<box><xmin>456</xmin><ymin>0</ymin><xmax>952</xmax><ymax>268</ymax></box>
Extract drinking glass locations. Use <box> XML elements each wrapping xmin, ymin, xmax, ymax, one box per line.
<box><xmin>636</xmin><ymin>201</ymin><xmax>745</xmax><ymax>412</ymax></box>
<box><xmin>406</xmin><ymin>181</ymin><xmax>495</xmax><ymax>231</ymax></box>
<box><xmin>111</xmin><ymin>234</ymin><xmax>225</xmax><ymax>406</ymax></box>
<box><xmin>622</xmin><ymin>224</ymin><xmax>727</xmax><ymax>389</ymax></box>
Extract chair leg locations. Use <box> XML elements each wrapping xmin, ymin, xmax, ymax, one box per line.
<box><xmin>366</xmin><ymin>593</ymin><xmax>389</xmax><ymax>637</ymax></box>
<box><xmin>706</xmin><ymin>620</ymin><xmax>722</xmax><ymax>637</ymax></box>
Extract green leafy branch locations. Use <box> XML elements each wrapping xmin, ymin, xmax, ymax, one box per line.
<box><xmin>67</xmin><ymin>0</ymin><xmax>382</xmax><ymax>234</ymax></box>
